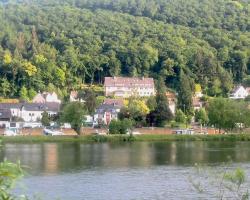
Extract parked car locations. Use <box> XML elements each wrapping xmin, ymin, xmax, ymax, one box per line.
<box><xmin>43</xmin><ymin>128</ymin><xmax>64</xmax><ymax>136</ymax></box>
<box><xmin>4</xmin><ymin>128</ymin><xmax>18</xmax><ymax>136</ymax></box>
<box><xmin>174</xmin><ymin>129</ymin><xmax>194</xmax><ymax>135</ymax></box>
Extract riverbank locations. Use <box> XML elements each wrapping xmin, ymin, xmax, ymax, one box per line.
<box><xmin>1</xmin><ymin>133</ymin><xmax>250</xmax><ymax>143</ymax></box>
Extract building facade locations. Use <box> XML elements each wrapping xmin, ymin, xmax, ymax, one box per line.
<box><xmin>0</xmin><ymin>103</ymin><xmax>60</xmax><ymax>123</ymax></box>
<box><xmin>93</xmin><ymin>104</ymin><xmax>122</xmax><ymax>125</ymax></box>
<box><xmin>104</xmin><ymin>77</ymin><xmax>155</xmax><ymax>97</ymax></box>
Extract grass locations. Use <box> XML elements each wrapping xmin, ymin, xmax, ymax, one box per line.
<box><xmin>1</xmin><ymin>133</ymin><xmax>250</xmax><ymax>143</ymax></box>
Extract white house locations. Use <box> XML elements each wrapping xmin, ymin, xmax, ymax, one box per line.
<box><xmin>0</xmin><ymin>103</ymin><xmax>60</xmax><ymax>123</ymax></box>
<box><xmin>93</xmin><ymin>104</ymin><xmax>122</xmax><ymax>126</ymax></box>
<box><xmin>229</xmin><ymin>86</ymin><xmax>249</xmax><ymax>99</ymax></box>
<box><xmin>104</xmin><ymin>77</ymin><xmax>155</xmax><ymax>97</ymax></box>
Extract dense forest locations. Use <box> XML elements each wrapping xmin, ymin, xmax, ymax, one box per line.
<box><xmin>0</xmin><ymin>0</ymin><xmax>250</xmax><ymax>100</ymax></box>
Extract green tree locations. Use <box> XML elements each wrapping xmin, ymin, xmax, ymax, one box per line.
<box><xmin>0</xmin><ymin>78</ymin><xmax>11</xmax><ymax>97</ymax></box>
<box><xmin>175</xmin><ymin>109</ymin><xmax>186</xmax><ymax>123</ymax></box>
<box><xmin>146</xmin><ymin>96</ymin><xmax>157</xmax><ymax>111</ymax></box>
<box><xmin>41</xmin><ymin>111</ymin><xmax>50</xmax><ymax>126</ymax></box>
<box><xmin>195</xmin><ymin>108</ymin><xmax>209</xmax><ymax>125</ymax></box>
<box><xmin>109</xmin><ymin>119</ymin><xmax>133</xmax><ymax>134</ymax></box>
<box><xmin>177</xmin><ymin>71</ymin><xmax>193</xmax><ymax>113</ymax></box>
<box><xmin>78</xmin><ymin>89</ymin><xmax>97</xmax><ymax>114</ymax></box>
<box><xmin>19</xmin><ymin>86</ymin><xmax>29</xmax><ymax>101</ymax></box>
<box><xmin>154</xmin><ymin>92</ymin><xmax>173</xmax><ymax>127</ymax></box>
<box><xmin>60</xmin><ymin>102</ymin><xmax>86</xmax><ymax>135</ymax></box>
<box><xmin>28</xmin><ymin>88</ymin><xmax>37</xmax><ymax>100</ymax></box>
<box><xmin>208</xmin><ymin>98</ymin><xmax>250</xmax><ymax>132</ymax></box>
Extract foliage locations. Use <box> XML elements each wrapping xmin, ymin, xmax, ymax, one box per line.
<box><xmin>77</xmin><ymin>89</ymin><xmax>97</xmax><ymax>114</ymax></box>
<box><xmin>109</xmin><ymin>119</ymin><xmax>133</xmax><ymax>134</ymax></box>
<box><xmin>119</xmin><ymin>98</ymin><xmax>150</xmax><ymax>127</ymax></box>
<box><xmin>19</xmin><ymin>86</ymin><xmax>29</xmax><ymax>102</ymax></box>
<box><xmin>153</xmin><ymin>92</ymin><xmax>173</xmax><ymax>127</ymax></box>
<box><xmin>177</xmin><ymin>71</ymin><xmax>194</xmax><ymax>113</ymax></box>
<box><xmin>208</xmin><ymin>98</ymin><xmax>250</xmax><ymax>132</ymax></box>
<box><xmin>41</xmin><ymin>111</ymin><xmax>50</xmax><ymax>126</ymax></box>
<box><xmin>96</xmin><ymin>96</ymin><xmax>106</xmax><ymax>107</ymax></box>
<box><xmin>175</xmin><ymin>109</ymin><xmax>186</xmax><ymax>124</ymax></box>
<box><xmin>0</xmin><ymin>160</ymin><xmax>25</xmax><ymax>200</ymax></box>
<box><xmin>190</xmin><ymin>166</ymin><xmax>249</xmax><ymax>200</ymax></box>
<box><xmin>195</xmin><ymin>108</ymin><xmax>209</xmax><ymax>125</ymax></box>
<box><xmin>146</xmin><ymin>96</ymin><xmax>157</xmax><ymax>111</ymax></box>
<box><xmin>0</xmin><ymin>0</ymin><xmax>249</xmax><ymax>98</ymax></box>
<box><xmin>60</xmin><ymin>102</ymin><xmax>86</xmax><ymax>134</ymax></box>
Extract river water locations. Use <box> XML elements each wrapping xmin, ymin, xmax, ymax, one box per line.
<box><xmin>1</xmin><ymin>141</ymin><xmax>250</xmax><ymax>199</ymax></box>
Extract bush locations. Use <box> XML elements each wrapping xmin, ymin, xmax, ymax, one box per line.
<box><xmin>109</xmin><ymin>119</ymin><xmax>133</xmax><ymax>134</ymax></box>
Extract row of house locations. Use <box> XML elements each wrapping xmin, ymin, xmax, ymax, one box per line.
<box><xmin>0</xmin><ymin>92</ymin><xmax>62</xmax><ymax>128</ymax></box>
<box><xmin>0</xmin><ymin>102</ymin><xmax>60</xmax><ymax>128</ymax></box>
<box><xmin>4</xmin><ymin>76</ymin><xmax>245</xmax><ymax>129</ymax></box>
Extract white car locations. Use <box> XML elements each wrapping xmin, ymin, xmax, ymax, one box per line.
<box><xmin>43</xmin><ymin>128</ymin><xmax>64</xmax><ymax>136</ymax></box>
<box><xmin>4</xmin><ymin>128</ymin><xmax>17</xmax><ymax>136</ymax></box>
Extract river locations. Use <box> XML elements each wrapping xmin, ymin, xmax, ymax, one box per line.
<box><xmin>1</xmin><ymin>141</ymin><xmax>250</xmax><ymax>199</ymax></box>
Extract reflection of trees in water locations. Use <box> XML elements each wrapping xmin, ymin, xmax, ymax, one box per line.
<box><xmin>1</xmin><ymin>142</ymin><xmax>250</xmax><ymax>174</ymax></box>
<box><xmin>0</xmin><ymin>144</ymin><xmax>44</xmax><ymax>174</ymax></box>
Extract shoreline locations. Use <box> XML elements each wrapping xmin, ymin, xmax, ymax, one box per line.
<box><xmin>1</xmin><ymin>134</ymin><xmax>250</xmax><ymax>143</ymax></box>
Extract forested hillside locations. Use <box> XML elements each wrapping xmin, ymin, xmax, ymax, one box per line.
<box><xmin>0</xmin><ymin>0</ymin><xmax>250</xmax><ymax>99</ymax></box>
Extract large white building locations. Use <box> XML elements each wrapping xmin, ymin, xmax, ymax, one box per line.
<box><xmin>104</xmin><ymin>77</ymin><xmax>155</xmax><ymax>97</ymax></box>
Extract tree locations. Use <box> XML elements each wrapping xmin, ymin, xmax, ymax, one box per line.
<box><xmin>19</xmin><ymin>86</ymin><xmax>29</xmax><ymax>102</ymax></box>
<box><xmin>78</xmin><ymin>89</ymin><xmax>97</xmax><ymax>114</ymax></box>
<box><xmin>28</xmin><ymin>88</ymin><xmax>37</xmax><ymax>100</ymax></box>
<box><xmin>175</xmin><ymin>109</ymin><xmax>186</xmax><ymax>123</ymax></box>
<box><xmin>208</xmin><ymin>98</ymin><xmax>250</xmax><ymax>132</ymax></box>
<box><xmin>177</xmin><ymin>71</ymin><xmax>193</xmax><ymax>113</ymax></box>
<box><xmin>154</xmin><ymin>92</ymin><xmax>173</xmax><ymax>127</ymax></box>
<box><xmin>0</xmin><ymin>78</ymin><xmax>11</xmax><ymax>97</ymax></box>
<box><xmin>127</xmin><ymin>98</ymin><xmax>150</xmax><ymax>127</ymax></box>
<box><xmin>60</xmin><ymin>102</ymin><xmax>86</xmax><ymax>135</ymax></box>
<box><xmin>195</xmin><ymin>108</ymin><xmax>209</xmax><ymax>125</ymax></box>
<box><xmin>146</xmin><ymin>96</ymin><xmax>157</xmax><ymax>111</ymax></box>
<box><xmin>109</xmin><ymin>119</ymin><xmax>133</xmax><ymax>134</ymax></box>
<box><xmin>41</xmin><ymin>111</ymin><xmax>50</xmax><ymax>126</ymax></box>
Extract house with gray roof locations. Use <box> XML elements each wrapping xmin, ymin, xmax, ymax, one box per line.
<box><xmin>93</xmin><ymin>103</ymin><xmax>122</xmax><ymax>125</ymax></box>
<box><xmin>0</xmin><ymin>102</ymin><xmax>60</xmax><ymax>123</ymax></box>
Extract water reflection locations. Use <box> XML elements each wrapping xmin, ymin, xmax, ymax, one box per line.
<box><xmin>1</xmin><ymin>141</ymin><xmax>250</xmax><ymax>175</ymax></box>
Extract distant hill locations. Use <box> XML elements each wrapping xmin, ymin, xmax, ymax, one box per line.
<box><xmin>0</xmin><ymin>0</ymin><xmax>249</xmax><ymax>99</ymax></box>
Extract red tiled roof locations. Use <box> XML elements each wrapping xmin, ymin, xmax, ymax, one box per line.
<box><xmin>104</xmin><ymin>77</ymin><xmax>154</xmax><ymax>88</ymax></box>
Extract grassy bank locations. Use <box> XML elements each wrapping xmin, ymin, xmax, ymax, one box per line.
<box><xmin>1</xmin><ymin>134</ymin><xmax>250</xmax><ymax>143</ymax></box>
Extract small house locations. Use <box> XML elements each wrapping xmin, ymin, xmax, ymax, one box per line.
<box><xmin>93</xmin><ymin>104</ymin><xmax>122</xmax><ymax>126</ymax></box>
<box><xmin>229</xmin><ymin>86</ymin><xmax>248</xmax><ymax>99</ymax></box>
